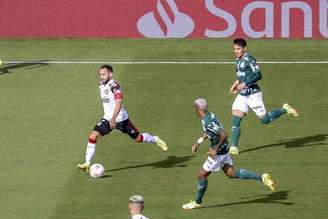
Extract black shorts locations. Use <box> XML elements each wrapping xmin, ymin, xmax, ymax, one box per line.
<box><xmin>93</xmin><ymin>118</ymin><xmax>140</xmax><ymax>139</ymax></box>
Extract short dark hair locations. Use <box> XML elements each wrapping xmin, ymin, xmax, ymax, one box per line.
<box><xmin>100</xmin><ymin>64</ymin><xmax>113</xmax><ymax>72</ymax></box>
<box><xmin>233</xmin><ymin>38</ymin><xmax>247</xmax><ymax>48</ymax></box>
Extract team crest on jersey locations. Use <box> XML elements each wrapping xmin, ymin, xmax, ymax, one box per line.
<box><xmin>104</xmin><ymin>89</ymin><xmax>109</xmax><ymax>95</ymax></box>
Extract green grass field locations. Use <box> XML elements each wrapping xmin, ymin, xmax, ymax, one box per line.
<box><xmin>0</xmin><ymin>39</ymin><xmax>327</xmax><ymax>219</ymax></box>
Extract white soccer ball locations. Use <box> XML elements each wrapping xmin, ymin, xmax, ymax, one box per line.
<box><xmin>89</xmin><ymin>163</ymin><xmax>105</xmax><ymax>178</ymax></box>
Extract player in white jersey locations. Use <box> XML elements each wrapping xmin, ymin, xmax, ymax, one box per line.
<box><xmin>78</xmin><ymin>65</ymin><xmax>167</xmax><ymax>172</ymax></box>
<box><xmin>129</xmin><ymin>195</ymin><xmax>150</xmax><ymax>219</ymax></box>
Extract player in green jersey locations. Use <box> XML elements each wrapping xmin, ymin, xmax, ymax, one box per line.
<box><xmin>182</xmin><ymin>98</ymin><xmax>276</xmax><ymax>210</ymax></box>
<box><xmin>229</xmin><ymin>38</ymin><xmax>299</xmax><ymax>155</ymax></box>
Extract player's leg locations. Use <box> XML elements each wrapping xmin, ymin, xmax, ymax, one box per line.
<box><xmin>117</xmin><ymin>119</ymin><xmax>167</xmax><ymax>151</ymax></box>
<box><xmin>78</xmin><ymin>119</ymin><xmax>112</xmax><ymax>172</ymax></box>
<box><xmin>183</xmin><ymin>154</ymin><xmax>231</xmax><ymax>209</ymax></box>
<box><xmin>85</xmin><ymin>131</ymin><xmax>102</xmax><ymax>164</ymax></box>
<box><xmin>230</xmin><ymin>110</ymin><xmax>245</xmax><ymax>154</ymax></box>
<box><xmin>249</xmin><ymin>92</ymin><xmax>298</xmax><ymax>124</ymax></box>
<box><xmin>195</xmin><ymin>169</ymin><xmax>210</xmax><ymax>205</ymax></box>
<box><xmin>230</xmin><ymin>95</ymin><xmax>248</xmax><ymax>155</ymax></box>
<box><xmin>223</xmin><ymin>163</ymin><xmax>276</xmax><ymax>192</ymax></box>
<box><xmin>261</xmin><ymin>104</ymin><xmax>298</xmax><ymax>124</ymax></box>
<box><xmin>223</xmin><ymin>165</ymin><xmax>262</xmax><ymax>181</ymax></box>
<box><xmin>77</xmin><ymin>130</ymin><xmax>102</xmax><ymax>172</ymax></box>
<box><xmin>182</xmin><ymin>168</ymin><xmax>210</xmax><ymax>209</ymax></box>
<box><xmin>214</xmin><ymin>153</ymin><xmax>260</xmax><ymax>180</ymax></box>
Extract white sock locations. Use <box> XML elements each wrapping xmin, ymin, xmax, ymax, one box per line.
<box><xmin>141</xmin><ymin>133</ymin><xmax>156</xmax><ymax>144</ymax></box>
<box><xmin>85</xmin><ymin>141</ymin><xmax>96</xmax><ymax>164</ymax></box>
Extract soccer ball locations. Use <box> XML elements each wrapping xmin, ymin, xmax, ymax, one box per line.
<box><xmin>89</xmin><ymin>163</ymin><xmax>105</xmax><ymax>178</ymax></box>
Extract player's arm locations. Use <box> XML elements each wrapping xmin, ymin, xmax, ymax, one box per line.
<box><xmin>237</xmin><ymin>60</ymin><xmax>262</xmax><ymax>90</ymax></box>
<box><xmin>109</xmin><ymin>87</ymin><xmax>123</xmax><ymax>129</ymax></box>
<box><xmin>192</xmin><ymin>133</ymin><xmax>208</xmax><ymax>154</ymax></box>
<box><xmin>110</xmin><ymin>99</ymin><xmax>122</xmax><ymax>128</ymax></box>
<box><xmin>207</xmin><ymin>129</ymin><xmax>228</xmax><ymax>159</ymax></box>
<box><xmin>212</xmin><ymin>130</ymin><xmax>228</xmax><ymax>153</ymax></box>
<box><xmin>230</xmin><ymin>80</ymin><xmax>240</xmax><ymax>95</ymax></box>
<box><xmin>244</xmin><ymin>60</ymin><xmax>262</xmax><ymax>85</ymax></box>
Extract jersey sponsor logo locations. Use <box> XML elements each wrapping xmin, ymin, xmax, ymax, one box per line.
<box><xmin>102</xmin><ymin>98</ymin><xmax>110</xmax><ymax>103</ymax></box>
<box><xmin>240</xmin><ymin>88</ymin><xmax>253</xmax><ymax>94</ymax></box>
<box><xmin>137</xmin><ymin>0</ymin><xmax>195</xmax><ymax>38</ymax></box>
<box><xmin>237</xmin><ymin>71</ymin><xmax>246</xmax><ymax>77</ymax></box>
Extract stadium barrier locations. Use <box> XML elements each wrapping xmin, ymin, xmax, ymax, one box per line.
<box><xmin>0</xmin><ymin>0</ymin><xmax>326</xmax><ymax>38</ymax></box>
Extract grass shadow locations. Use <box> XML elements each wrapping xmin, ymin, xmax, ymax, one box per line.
<box><xmin>0</xmin><ymin>60</ymin><xmax>50</xmax><ymax>74</ymax></box>
<box><xmin>199</xmin><ymin>190</ymin><xmax>294</xmax><ymax>209</ymax></box>
<box><xmin>240</xmin><ymin>134</ymin><xmax>328</xmax><ymax>154</ymax></box>
<box><xmin>107</xmin><ymin>155</ymin><xmax>194</xmax><ymax>172</ymax></box>
<box><xmin>98</xmin><ymin>174</ymin><xmax>112</xmax><ymax>179</ymax></box>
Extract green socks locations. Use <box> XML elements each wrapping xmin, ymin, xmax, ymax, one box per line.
<box><xmin>195</xmin><ymin>171</ymin><xmax>261</xmax><ymax>205</ymax></box>
<box><xmin>261</xmin><ymin>108</ymin><xmax>287</xmax><ymax>124</ymax></box>
<box><xmin>232</xmin><ymin>108</ymin><xmax>286</xmax><ymax>147</ymax></box>
<box><xmin>195</xmin><ymin>178</ymin><xmax>208</xmax><ymax>204</ymax></box>
<box><xmin>231</xmin><ymin>116</ymin><xmax>242</xmax><ymax>147</ymax></box>
<box><xmin>236</xmin><ymin>169</ymin><xmax>262</xmax><ymax>181</ymax></box>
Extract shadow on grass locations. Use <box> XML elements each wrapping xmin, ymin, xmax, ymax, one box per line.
<box><xmin>83</xmin><ymin>173</ymin><xmax>112</xmax><ymax>179</ymax></box>
<box><xmin>199</xmin><ymin>190</ymin><xmax>294</xmax><ymax>209</ymax></box>
<box><xmin>240</xmin><ymin>134</ymin><xmax>328</xmax><ymax>154</ymax></box>
<box><xmin>0</xmin><ymin>60</ymin><xmax>50</xmax><ymax>74</ymax></box>
<box><xmin>98</xmin><ymin>174</ymin><xmax>112</xmax><ymax>179</ymax></box>
<box><xmin>107</xmin><ymin>155</ymin><xmax>194</xmax><ymax>173</ymax></box>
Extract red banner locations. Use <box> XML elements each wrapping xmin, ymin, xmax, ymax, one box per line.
<box><xmin>0</xmin><ymin>0</ymin><xmax>327</xmax><ymax>38</ymax></box>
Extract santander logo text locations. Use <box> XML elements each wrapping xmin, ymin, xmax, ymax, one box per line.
<box><xmin>137</xmin><ymin>0</ymin><xmax>328</xmax><ymax>39</ymax></box>
<box><xmin>137</xmin><ymin>0</ymin><xmax>195</xmax><ymax>38</ymax></box>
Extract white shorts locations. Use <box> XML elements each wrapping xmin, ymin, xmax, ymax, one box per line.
<box><xmin>202</xmin><ymin>153</ymin><xmax>233</xmax><ymax>172</ymax></box>
<box><xmin>232</xmin><ymin>92</ymin><xmax>267</xmax><ymax>117</ymax></box>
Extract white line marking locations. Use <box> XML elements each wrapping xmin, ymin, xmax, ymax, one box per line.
<box><xmin>4</xmin><ymin>61</ymin><xmax>328</xmax><ymax>64</ymax></box>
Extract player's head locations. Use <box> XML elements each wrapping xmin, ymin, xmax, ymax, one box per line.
<box><xmin>194</xmin><ymin>98</ymin><xmax>208</xmax><ymax>117</ymax></box>
<box><xmin>233</xmin><ymin>38</ymin><xmax>247</xmax><ymax>58</ymax></box>
<box><xmin>99</xmin><ymin>64</ymin><xmax>113</xmax><ymax>83</ymax></box>
<box><xmin>128</xmin><ymin>195</ymin><xmax>144</xmax><ymax>216</ymax></box>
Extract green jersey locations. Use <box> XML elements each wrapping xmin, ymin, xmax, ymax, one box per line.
<box><xmin>201</xmin><ymin>112</ymin><xmax>228</xmax><ymax>155</ymax></box>
<box><xmin>235</xmin><ymin>53</ymin><xmax>262</xmax><ymax>96</ymax></box>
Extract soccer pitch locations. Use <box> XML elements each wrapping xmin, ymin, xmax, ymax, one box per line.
<box><xmin>0</xmin><ymin>39</ymin><xmax>327</xmax><ymax>219</ymax></box>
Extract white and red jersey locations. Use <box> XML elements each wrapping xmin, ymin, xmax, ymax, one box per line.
<box><xmin>99</xmin><ymin>79</ymin><xmax>128</xmax><ymax>122</ymax></box>
<box><xmin>131</xmin><ymin>214</ymin><xmax>149</xmax><ymax>219</ymax></box>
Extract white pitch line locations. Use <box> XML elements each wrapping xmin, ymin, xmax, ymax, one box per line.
<box><xmin>4</xmin><ymin>61</ymin><xmax>328</xmax><ymax>64</ymax></box>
